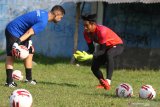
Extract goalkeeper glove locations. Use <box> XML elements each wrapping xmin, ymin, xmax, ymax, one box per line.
<box><xmin>78</xmin><ymin>51</ymin><xmax>93</xmax><ymax>61</ymax></box>
<box><xmin>74</xmin><ymin>51</ymin><xmax>93</xmax><ymax>61</ymax></box>
<box><xmin>73</xmin><ymin>50</ymin><xmax>84</xmax><ymax>59</ymax></box>
<box><xmin>12</xmin><ymin>38</ymin><xmax>21</xmax><ymax>58</ymax></box>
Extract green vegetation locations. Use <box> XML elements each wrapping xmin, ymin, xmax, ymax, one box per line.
<box><xmin>0</xmin><ymin>55</ymin><xmax>160</xmax><ymax>107</ymax></box>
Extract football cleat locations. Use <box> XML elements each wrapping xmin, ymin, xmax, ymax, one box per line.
<box><xmin>99</xmin><ymin>79</ymin><xmax>110</xmax><ymax>90</ymax></box>
<box><xmin>5</xmin><ymin>82</ymin><xmax>17</xmax><ymax>88</ymax></box>
<box><xmin>25</xmin><ymin>79</ymin><xmax>37</xmax><ymax>85</ymax></box>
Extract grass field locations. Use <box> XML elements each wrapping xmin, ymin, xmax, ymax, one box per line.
<box><xmin>0</xmin><ymin>54</ymin><xmax>160</xmax><ymax>107</ymax></box>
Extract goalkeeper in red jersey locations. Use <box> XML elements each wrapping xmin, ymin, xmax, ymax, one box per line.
<box><xmin>74</xmin><ymin>14</ymin><xmax>124</xmax><ymax>90</ymax></box>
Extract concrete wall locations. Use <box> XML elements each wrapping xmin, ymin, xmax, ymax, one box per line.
<box><xmin>103</xmin><ymin>3</ymin><xmax>160</xmax><ymax>69</ymax></box>
<box><xmin>114</xmin><ymin>48</ymin><xmax>160</xmax><ymax>69</ymax></box>
<box><xmin>103</xmin><ymin>3</ymin><xmax>160</xmax><ymax>48</ymax></box>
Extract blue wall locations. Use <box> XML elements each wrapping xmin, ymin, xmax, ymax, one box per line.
<box><xmin>0</xmin><ymin>0</ymin><xmax>91</xmax><ymax>57</ymax></box>
<box><xmin>103</xmin><ymin>3</ymin><xmax>160</xmax><ymax>48</ymax></box>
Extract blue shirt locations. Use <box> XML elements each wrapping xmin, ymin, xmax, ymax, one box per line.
<box><xmin>6</xmin><ymin>10</ymin><xmax>48</xmax><ymax>38</ymax></box>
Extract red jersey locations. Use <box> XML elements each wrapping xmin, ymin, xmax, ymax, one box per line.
<box><xmin>84</xmin><ymin>25</ymin><xmax>123</xmax><ymax>47</ymax></box>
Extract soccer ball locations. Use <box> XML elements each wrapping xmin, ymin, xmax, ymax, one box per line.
<box><xmin>19</xmin><ymin>45</ymin><xmax>29</xmax><ymax>60</ymax></box>
<box><xmin>139</xmin><ymin>85</ymin><xmax>156</xmax><ymax>100</ymax></box>
<box><xmin>9</xmin><ymin>89</ymin><xmax>33</xmax><ymax>107</ymax></box>
<box><xmin>12</xmin><ymin>70</ymin><xmax>23</xmax><ymax>81</ymax></box>
<box><xmin>116</xmin><ymin>83</ymin><xmax>133</xmax><ymax>97</ymax></box>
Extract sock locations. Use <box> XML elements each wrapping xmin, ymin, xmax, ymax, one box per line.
<box><xmin>25</xmin><ymin>68</ymin><xmax>32</xmax><ymax>80</ymax></box>
<box><xmin>106</xmin><ymin>79</ymin><xmax>111</xmax><ymax>85</ymax></box>
<box><xmin>6</xmin><ymin>69</ymin><xmax>13</xmax><ymax>84</ymax></box>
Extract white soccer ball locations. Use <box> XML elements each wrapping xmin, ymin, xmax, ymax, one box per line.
<box><xmin>116</xmin><ymin>83</ymin><xmax>133</xmax><ymax>97</ymax></box>
<box><xmin>139</xmin><ymin>85</ymin><xmax>156</xmax><ymax>100</ymax></box>
<box><xmin>19</xmin><ymin>45</ymin><xmax>29</xmax><ymax>60</ymax></box>
<box><xmin>12</xmin><ymin>70</ymin><xmax>23</xmax><ymax>81</ymax></box>
<box><xmin>10</xmin><ymin>89</ymin><xmax>33</xmax><ymax>107</ymax></box>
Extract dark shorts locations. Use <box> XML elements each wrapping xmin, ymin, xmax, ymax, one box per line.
<box><xmin>5</xmin><ymin>29</ymin><xmax>34</xmax><ymax>56</ymax></box>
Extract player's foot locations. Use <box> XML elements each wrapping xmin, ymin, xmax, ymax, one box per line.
<box><xmin>5</xmin><ymin>82</ymin><xmax>17</xmax><ymax>88</ymax></box>
<box><xmin>25</xmin><ymin>79</ymin><xmax>37</xmax><ymax>85</ymax></box>
<box><xmin>99</xmin><ymin>79</ymin><xmax>110</xmax><ymax>90</ymax></box>
<box><xmin>96</xmin><ymin>84</ymin><xmax>104</xmax><ymax>89</ymax></box>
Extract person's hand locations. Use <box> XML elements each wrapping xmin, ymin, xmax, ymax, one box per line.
<box><xmin>28</xmin><ymin>40</ymin><xmax>32</xmax><ymax>49</ymax></box>
<box><xmin>73</xmin><ymin>50</ymin><xmax>93</xmax><ymax>61</ymax></box>
<box><xmin>73</xmin><ymin>50</ymin><xmax>84</xmax><ymax>59</ymax></box>
<box><xmin>12</xmin><ymin>38</ymin><xmax>22</xmax><ymax>58</ymax></box>
<box><xmin>12</xmin><ymin>42</ymin><xmax>19</xmax><ymax>49</ymax></box>
<box><xmin>12</xmin><ymin>43</ymin><xmax>20</xmax><ymax>59</ymax></box>
<box><xmin>27</xmin><ymin>40</ymin><xmax>34</xmax><ymax>53</ymax></box>
<box><xmin>12</xmin><ymin>38</ymin><xmax>21</xmax><ymax>50</ymax></box>
<box><xmin>78</xmin><ymin>51</ymin><xmax>93</xmax><ymax>61</ymax></box>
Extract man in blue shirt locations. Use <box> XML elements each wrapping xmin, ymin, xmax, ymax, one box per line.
<box><xmin>5</xmin><ymin>5</ymin><xmax>65</xmax><ymax>87</ymax></box>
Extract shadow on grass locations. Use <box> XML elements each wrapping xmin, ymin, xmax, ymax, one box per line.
<box><xmin>33</xmin><ymin>54</ymin><xmax>70</xmax><ymax>65</ymax></box>
<box><xmin>38</xmin><ymin>81</ymin><xmax>78</xmax><ymax>87</ymax></box>
<box><xmin>83</xmin><ymin>92</ymin><xmax>118</xmax><ymax>98</ymax></box>
<box><xmin>84</xmin><ymin>92</ymin><xmax>160</xmax><ymax>104</ymax></box>
<box><xmin>33</xmin><ymin>54</ymin><xmax>92</xmax><ymax>66</ymax></box>
<box><xmin>0</xmin><ymin>53</ymin><xmax>72</xmax><ymax>65</ymax></box>
<box><xmin>83</xmin><ymin>92</ymin><xmax>141</xmax><ymax>100</ymax></box>
<box><xmin>1</xmin><ymin>53</ymin><xmax>160</xmax><ymax>70</ymax></box>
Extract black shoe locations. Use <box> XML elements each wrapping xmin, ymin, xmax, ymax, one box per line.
<box><xmin>5</xmin><ymin>82</ymin><xmax>17</xmax><ymax>87</ymax></box>
<box><xmin>25</xmin><ymin>79</ymin><xmax>37</xmax><ymax>85</ymax></box>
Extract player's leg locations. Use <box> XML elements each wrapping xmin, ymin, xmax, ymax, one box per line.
<box><xmin>23</xmin><ymin>39</ymin><xmax>36</xmax><ymax>85</ymax></box>
<box><xmin>106</xmin><ymin>45</ymin><xmax>124</xmax><ymax>85</ymax></box>
<box><xmin>24</xmin><ymin>54</ymin><xmax>33</xmax><ymax>80</ymax></box>
<box><xmin>5</xmin><ymin>56</ymin><xmax>17</xmax><ymax>87</ymax></box>
<box><xmin>5</xmin><ymin>29</ymin><xmax>17</xmax><ymax>87</ymax></box>
<box><xmin>91</xmin><ymin>55</ymin><xmax>105</xmax><ymax>80</ymax></box>
<box><xmin>24</xmin><ymin>54</ymin><xmax>36</xmax><ymax>85</ymax></box>
<box><xmin>91</xmin><ymin>55</ymin><xmax>110</xmax><ymax>90</ymax></box>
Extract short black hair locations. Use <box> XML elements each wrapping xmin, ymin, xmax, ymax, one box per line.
<box><xmin>51</xmin><ymin>5</ymin><xmax>65</xmax><ymax>15</ymax></box>
<box><xmin>81</xmin><ymin>14</ymin><xmax>97</xmax><ymax>22</ymax></box>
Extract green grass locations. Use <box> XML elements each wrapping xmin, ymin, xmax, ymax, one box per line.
<box><xmin>0</xmin><ymin>54</ymin><xmax>160</xmax><ymax>107</ymax></box>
